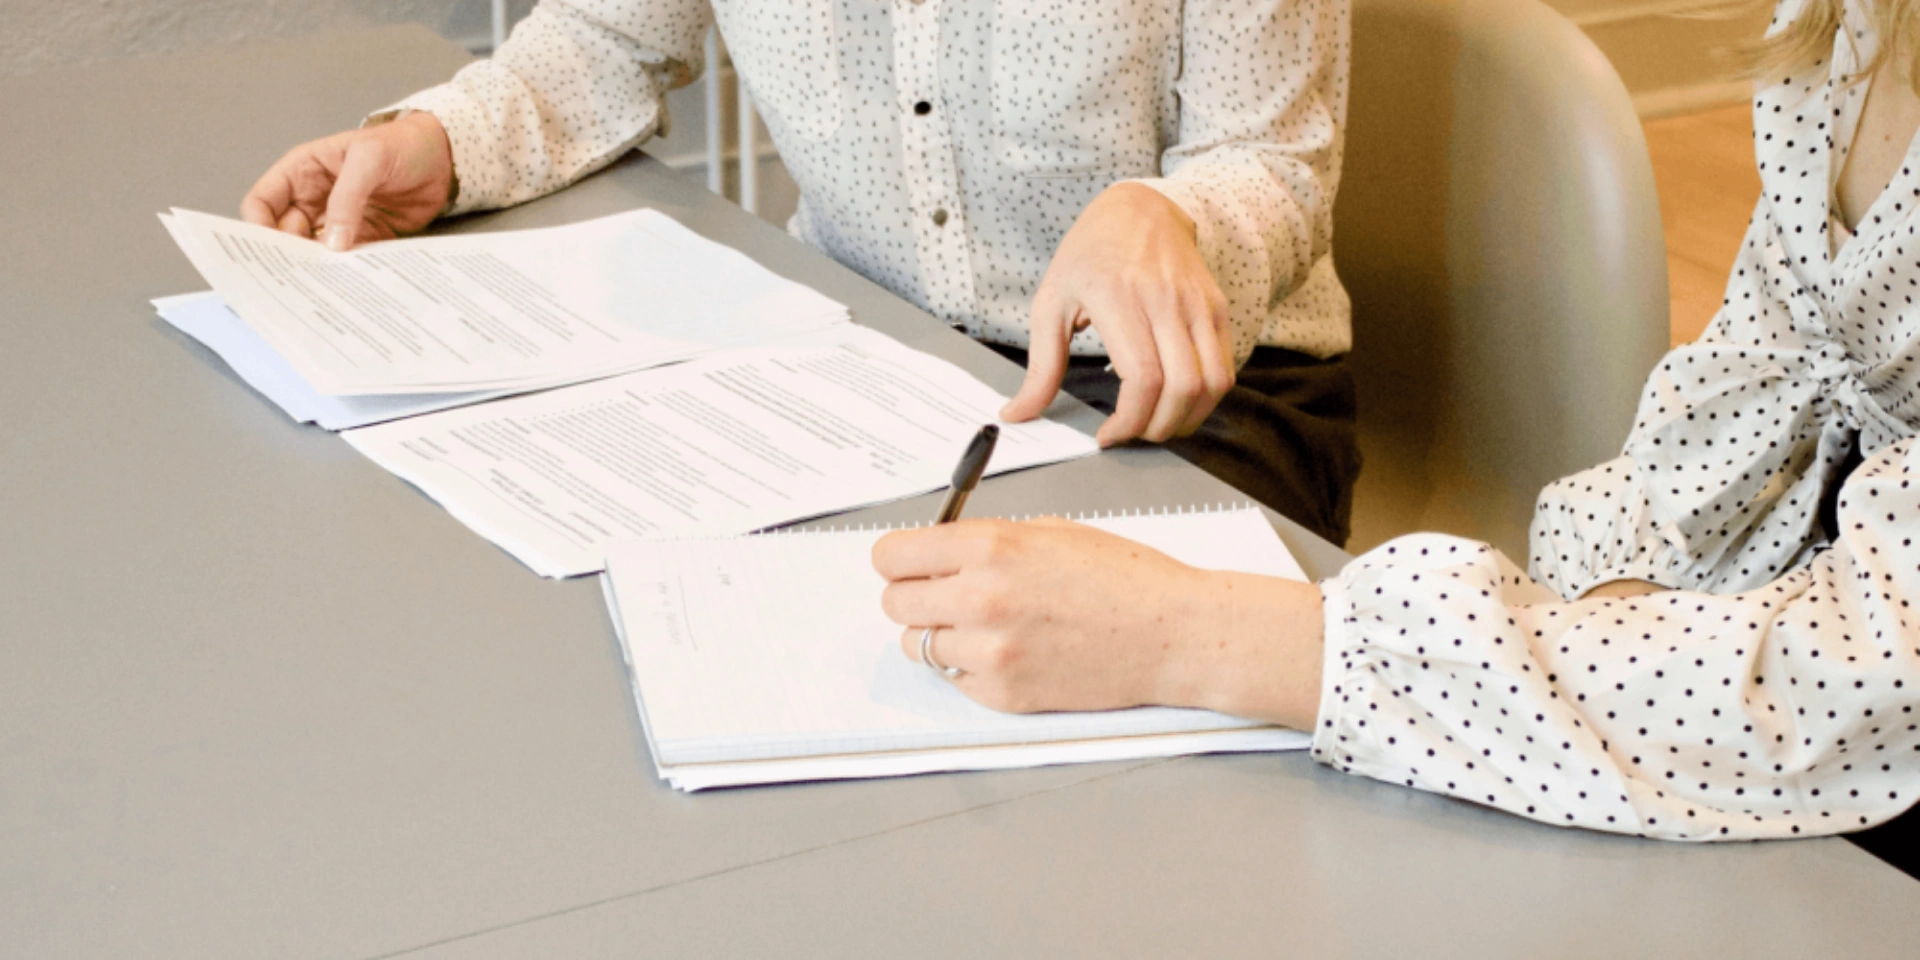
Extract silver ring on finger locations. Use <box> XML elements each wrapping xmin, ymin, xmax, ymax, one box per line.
<box><xmin>919</xmin><ymin>626</ymin><xmax>965</xmax><ymax>681</ymax></box>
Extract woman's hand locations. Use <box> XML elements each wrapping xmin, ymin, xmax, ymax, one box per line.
<box><xmin>872</xmin><ymin>517</ymin><xmax>1325</xmax><ymax>729</ymax></box>
<box><xmin>1000</xmin><ymin>183</ymin><xmax>1237</xmax><ymax>447</ymax></box>
<box><xmin>240</xmin><ymin>111</ymin><xmax>455</xmax><ymax>251</ymax></box>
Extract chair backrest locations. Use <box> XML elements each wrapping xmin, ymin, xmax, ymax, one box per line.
<box><xmin>1337</xmin><ymin>0</ymin><xmax>1673</xmax><ymax>558</ymax></box>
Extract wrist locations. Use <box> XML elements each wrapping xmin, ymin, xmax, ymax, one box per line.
<box><xmin>396</xmin><ymin>110</ymin><xmax>459</xmax><ymax>213</ymax></box>
<box><xmin>1152</xmin><ymin>571</ymin><xmax>1324</xmax><ymax>730</ymax></box>
<box><xmin>1102</xmin><ymin>181</ymin><xmax>1197</xmax><ymax>239</ymax></box>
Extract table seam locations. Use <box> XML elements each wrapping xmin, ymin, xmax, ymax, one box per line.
<box><xmin>363</xmin><ymin>757</ymin><xmax>1177</xmax><ymax>960</ymax></box>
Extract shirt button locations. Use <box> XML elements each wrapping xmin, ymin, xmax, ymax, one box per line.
<box><xmin>931</xmin><ymin>208</ymin><xmax>949</xmax><ymax>227</ymax></box>
<box><xmin>914</xmin><ymin>100</ymin><xmax>932</xmax><ymax>116</ymax></box>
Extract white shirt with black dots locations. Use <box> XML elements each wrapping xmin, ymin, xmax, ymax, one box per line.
<box><xmin>379</xmin><ymin>0</ymin><xmax>1352</xmax><ymax>363</ymax></box>
<box><xmin>1314</xmin><ymin>0</ymin><xmax>1920</xmax><ymax>841</ymax></box>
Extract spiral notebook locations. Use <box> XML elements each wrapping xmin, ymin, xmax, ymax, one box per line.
<box><xmin>601</xmin><ymin>505</ymin><xmax>1312</xmax><ymax>791</ymax></box>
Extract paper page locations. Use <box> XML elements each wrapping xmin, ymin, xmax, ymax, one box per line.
<box><xmin>160</xmin><ymin>208</ymin><xmax>847</xmax><ymax>395</ymax></box>
<box><xmin>604</xmin><ymin>507</ymin><xmax>1304</xmax><ymax>769</ymax></box>
<box><xmin>155</xmin><ymin>292</ymin><xmax>514</xmax><ymax>429</ymax></box>
<box><xmin>345</xmin><ymin>325</ymin><xmax>1100</xmax><ymax>578</ymax></box>
<box><xmin>660</xmin><ymin>728</ymin><xmax>1311</xmax><ymax>791</ymax></box>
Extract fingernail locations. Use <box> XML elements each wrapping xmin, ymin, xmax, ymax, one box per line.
<box><xmin>323</xmin><ymin>224</ymin><xmax>351</xmax><ymax>252</ymax></box>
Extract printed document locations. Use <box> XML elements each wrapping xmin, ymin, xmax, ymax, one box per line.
<box><xmin>154</xmin><ymin>292</ymin><xmax>509</xmax><ymax>430</ymax></box>
<box><xmin>344</xmin><ymin>325</ymin><xmax>1100</xmax><ymax>577</ymax></box>
<box><xmin>159</xmin><ymin>208</ymin><xmax>848</xmax><ymax>395</ymax></box>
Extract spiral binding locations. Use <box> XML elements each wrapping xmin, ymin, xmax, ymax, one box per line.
<box><xmin>747</xmin><ymin>501</ymin><xmax>1261</xmax><ymax>538</ymax></box>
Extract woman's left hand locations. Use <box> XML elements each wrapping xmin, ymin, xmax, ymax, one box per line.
<box><xmin>1000</xmin><ymin>183</ymin><xmax>1238</xmax><ymax>447</ymax></box>
<box><xmin>872</xmin><ymin>517</ymin><xmax>1325</xmax><ymax>728</ymax></box>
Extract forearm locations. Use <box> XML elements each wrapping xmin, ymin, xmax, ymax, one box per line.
<box><xmin>1153</xmin><ymin>571</ymin><xmax>1325</xmax><ymax>732</ymax></box>
<box><xmin>1124</xmin><ymin>0</ymin><xmax>1348</xmax><ymax>361</ymax></box>
<box><xmin>377</xmin><ymin>0</ymin><xmax>707</xmax><ymax>215</ymax></box>
<box><xmin>1316</xmin><ymin>441</ymin><xmax>1920</xmax><ymax>840</ymax></box>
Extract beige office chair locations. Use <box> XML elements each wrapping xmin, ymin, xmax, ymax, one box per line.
<box><xmin>1338</xmin><ymin>0</ymin><xmax>1673</xmax><ymax>558</ymax></box>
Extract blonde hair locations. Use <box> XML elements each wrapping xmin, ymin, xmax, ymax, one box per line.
<box><xmin>1741</xmin><ymin>0</ymin><xmax>1920</xmax><ymax>87</ymax></box>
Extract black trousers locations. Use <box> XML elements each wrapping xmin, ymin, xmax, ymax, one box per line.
<box><xmin>1848</xmin><ymin>807</ymin><xmax>1920</xmax><ymax>878</ymax></box>
<box><xmin>988</xmin><ymin>343</ymin><xmax>1361</xmax><ymax>547</ymax></box>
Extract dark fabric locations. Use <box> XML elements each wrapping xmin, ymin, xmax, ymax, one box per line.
<box><xmin>1824</xmin><ymin>437</ymin><xmax>1920</xmax><ymax>879</ymax></box>
<box><xmin>988</xmin><ymin>343</ymin><xmax>1361</xmax><ymax>546</ymax></box>
<box><xmin>1848</xmin><ymin>803</ymin><xmax>1920</xmax><ymax>879</ymax></box>
<box><xmin>1817</xmin><ymin>435</ymin><xmax>1868</xmax><ymax>544</ymax></box>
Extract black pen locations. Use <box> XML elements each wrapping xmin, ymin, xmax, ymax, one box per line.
<box><xmin>935</xmin><ymin>424</ymin><xmax>999</xmax><ymax>523</ymax></box>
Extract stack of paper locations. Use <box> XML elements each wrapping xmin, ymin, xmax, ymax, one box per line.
<box><xmin>344</xmin><ymin>325</ymin><xmax>1100</xmax><ymax>577</ymax></box>
<box><xmin>156</xmin><ymin>206</ymin><xmax>1100</xmax><ymax>579</ymax></box>
<box><xmin>602</xmin><ymin>506</ymin><xmax>1312</xmax><ymax>791</ymax></box>
<box><xmin>157</xmin><ymin>208</ymin><xmax>849</xmax><ymax>425</ymax></box>
<box><xmin>154</xmin><ymin>292</ymin><xmax>514</xmax><ymax>430</ymax></box>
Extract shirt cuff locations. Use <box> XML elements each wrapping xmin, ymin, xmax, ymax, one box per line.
<box><xmin>1307</xmin><ymin>573</ymin><xmax>1357</xmax><ymax>763</ymax></box>
<box><xmin>365</xmin><ymin>84</ymin><xmax>497</xmax><ymax>217</ymax></box>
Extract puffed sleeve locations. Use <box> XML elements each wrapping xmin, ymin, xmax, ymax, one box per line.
<box><xmin>1526</xmin><ymin>171</ymin><xmax>1897</xmax><ymax>600</ymax></box>
<box><xmin>371</xmin><ymin>0</ymin><xmax>713</xmax><ymax>216</ymax></box>
<box><xmin>1312</xmin><ymin>439</ymin><xmax>1920</xmax><ymax>840</ymax></box>
<box><xmin>1122</xmin><ymin>0</ymin><xmax>1351</xmax><ymax>363</ymax></box>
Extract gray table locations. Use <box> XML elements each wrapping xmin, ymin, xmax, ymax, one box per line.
<box><xmin>2</xmin><ymin>26</ymin><xmax>1913</xmax><ymax>960</ymax></box>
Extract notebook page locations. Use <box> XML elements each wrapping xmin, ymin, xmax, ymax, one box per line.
<box><xmin>605</xmin><ymin>507</ymin><xmax>1304</xmax><ymax>766</ymax></box>
<box><xmin>660</xmin><ymin>727</ymin><xmax>1312</xmax><ymax>791</ymax></box>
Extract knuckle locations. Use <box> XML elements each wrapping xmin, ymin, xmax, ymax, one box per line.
<box><xmin>974</xmin><ymin>580</ymin><xmax>1015</xmax><ymax>623</ymax></box>
<box><xmin>973</xmin><ymin>521</ymin><xmax>1020</xmax><ymax>564</ymax></box>
<box><xmin>980</xmin><ymin>635</ymin><xmax>1024</xmax><ymax>672</ymax></box>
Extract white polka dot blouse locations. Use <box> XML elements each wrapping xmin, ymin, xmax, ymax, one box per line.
<box><xmin>376</xmin><ymin>0</ymin><xmax>1353</xmax><ymax>364</ymax></box>
<box><xmin>1314</xmin><ymin>1</ymin><xmax>1920</xmax><ymax>841</ymax></box>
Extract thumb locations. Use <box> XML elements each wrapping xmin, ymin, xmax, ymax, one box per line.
<box><xmin>319</xmin><ymin>138</ymin><xmax>386</xmax><ymax>252</ymax></box>
<box><xmin>1002</xmin><ymin>293</ymin><xmax>1075</xmax><ymax>422</ymax></box>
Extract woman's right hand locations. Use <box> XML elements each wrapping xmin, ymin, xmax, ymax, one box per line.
<box><xmin>240</xmin><ymin>111</ymin><xmax>455</xmax><ymax>252</ymax></box>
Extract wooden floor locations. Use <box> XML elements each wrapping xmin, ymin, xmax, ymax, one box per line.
<box><xmin>1644</xmin><ymin>103</ymin><xmax>1763</xmax><ymax>346</ymax></box>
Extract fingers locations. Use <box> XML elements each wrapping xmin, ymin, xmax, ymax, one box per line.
<box><xmin>895</xmin><ymin>625</ymin><xmax>994</xmax><ymax>683</ymax></box>
<box><xmin>880</xmin><ymin>576</ymin><xmax>984</xmax><ymax>630</ymax></box>
<box><xmin>243</xmin><ymin>140</ymin><xmax>337</xmax><ymax>233</ymax></box>
<box><xmin>1094</xmin><ymin>304</ymin><xmax>1165</xmax><ymax>447</ymax></box>
<box><xmin>871</xmin><ymin>519</ymin><xmax>1007</xmax><ymax>581</ymax></box>
<box><xmin>276</xmin><ymin>206</ymin><xmax>313</xmax><ymax>240</ymax></box>
<box><xmin>1001</xmin><ymin>284</ymin><xmax>1074</xmax><ymax>423</ymax></box>
<box><xmin>1095</xmin><ymin>285</ymin><xmax>1235</xmax><ymax>444</ymax></box>
<box><xmin>319</xmin><ymin>138</ymin><xmax>388</xmax><ymax>252</ymax></box>
<box><xmin>897</xmin><ymin>625</ymin><xmax>981</xmax><ymax>674</ymax></box>
<box><xmin>1144</xmin><ymin>308</ymin><xmax>1205</xmax><ymax>442</ymax></box>
<box><xmin>240</xmin><ymin>168</ymin><xmax>291</xmax><ymax>228</ymax></box>
<box><xmin>1177</xmin><ymin>289</ymin><xmax>1236</xmax><ymax>437</ymax></box>
<box><xmin>895</xmin><ymin>626</ymin><xmax>1046</xmax><ymax>713</ymax></box>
